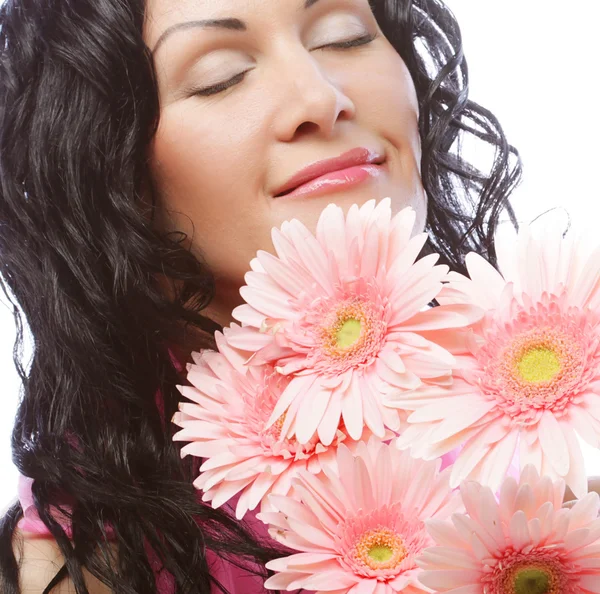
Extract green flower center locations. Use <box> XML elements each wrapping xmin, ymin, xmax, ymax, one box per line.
<box><xmin>517</xmin><ymin>347</ymin><xmax>561</xmax><ymax>383</ymax></box>
<box><xmin>367</xmin><ymin>545</ymin><xmax>394</xmax><ymax>564</ymax></box>
<box><xmin>514</xmin><ymin>568</ymin><xmax>550</xmax><ymax>594</ymax></box>
<box><xmin>336</xmin><ymin>318</ymin><xmax>362</xmax><ymax>349</ymax></box>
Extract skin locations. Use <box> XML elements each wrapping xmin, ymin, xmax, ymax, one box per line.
<box><xmin>144</xmin><ymin>0</ymin><xmax>427</xmax><ymax>327</ymax></box>
<box><xmin>13</xmin><ymin>535</ymin><xmax>116</xmax><ymax>593</ymax></box>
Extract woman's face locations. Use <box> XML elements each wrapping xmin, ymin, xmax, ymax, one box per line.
<box><xmin>144</xmin><ymin>0</ymin><xmax>426</xmax><ymax>325</ymax></box>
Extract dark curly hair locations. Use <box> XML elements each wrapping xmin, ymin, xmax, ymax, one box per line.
<box><xmin>0</xmin><ymin>0</ymin><xmax>522</xmax><ymax>592</ymax></box>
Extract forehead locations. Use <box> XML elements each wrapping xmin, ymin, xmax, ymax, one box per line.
<box><xmin>143</xmin><ymin>0</ymin><xmax>312</xmax><ymax>48</ymax></box>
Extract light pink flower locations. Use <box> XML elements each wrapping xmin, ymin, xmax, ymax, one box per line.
<box><xmin>258</xmin><ymin>437</ymin><xmax>460</xmax><ymax>594</ymax></box>
<box><xmin>172</xmin><ymin>326</ymin><xmax>364</xmax><ymax>520</ymax></box>
<box><xmin>229</xmin><ymin>198</ymin><xmax>480</xmax><ymax>447</ymax></box>
<box><xmin>418</xmin><ymin>465</ymin><xmax>600</xmax><ymax>594</ymax></box>
<box><xmin>392</xmin><ymin>225</ymin><xmax>600</xmax><ymax>498</ymax></box>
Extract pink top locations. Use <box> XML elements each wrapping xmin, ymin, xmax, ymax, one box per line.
<box><xmin>12</xmin><ymin>346</ymin><xmax>472</xmax><ymax>593</ymax></box>
<box><xmin>16</xmin><ymin>474</ymin><xmax>271</xmax><ymax>593</ymax></box>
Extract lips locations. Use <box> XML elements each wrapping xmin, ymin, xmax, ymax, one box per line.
<box><xmin>273</xmin><ymin>147</ymin><xmax>385</xmax><ymax>198</ymax></box>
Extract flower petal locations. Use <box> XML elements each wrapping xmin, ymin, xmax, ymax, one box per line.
<box><xmin>538</xmin><ymin>411</ymin><xmax>570</xmax><ymax>476</ymax></box>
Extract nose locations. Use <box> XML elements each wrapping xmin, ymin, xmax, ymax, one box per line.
<box><xmin>272</xmin><ymin>48</ymin><xmax>356</xmax><ymax>141</ymax></box>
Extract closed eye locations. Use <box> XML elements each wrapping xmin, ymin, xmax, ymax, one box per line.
<box><xmin>190</xmin><ymin>32</ymin><xmax>378</xmax><ymax>98</ymax></box>
<box><xmin>317</xmin><ymin>31</ymin><xmax>378</xmax><ymax>50</ymax></box>
<box><xmin>190</xmin><ymin>71</ymin><xmax>249</xmax><ymax>97</ymax></box>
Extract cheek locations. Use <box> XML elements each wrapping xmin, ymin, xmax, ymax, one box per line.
<box><xmin>151</xmin><ymin>106</ymin><xmax>250</xmax><ymax>204</ymax></box>
<box><xmin>347</xmin><ymin>50</ymin><xmax>426</xmax><ymax>227</ymax></box>
<box><xmin>360</xmin><ymin>49</ymin><xmax>421</xmax><ymax>160</ymax></box>
<box><xmin>149</xmin><ymin>105</ymin><xmax>273</xmax><ymax>282</ymax></box>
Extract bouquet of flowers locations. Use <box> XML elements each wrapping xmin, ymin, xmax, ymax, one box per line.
<box><xmin>172</xmin><ymin>198</ymin><xmax>600</xmax><ymax>593</ymax></box>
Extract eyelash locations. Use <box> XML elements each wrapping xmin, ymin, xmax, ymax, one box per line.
<box><xmin>191</xmin><ymin>32</ymin><xmax>377</xmax><ymax>98</ymax></box>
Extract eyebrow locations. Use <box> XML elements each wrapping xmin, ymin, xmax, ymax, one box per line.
<box><xmin>151</xmin><ymin>0</ymin><xmax>322</xmax><ymax>55</ymax></box>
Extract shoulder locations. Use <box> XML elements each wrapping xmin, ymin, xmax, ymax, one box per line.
<box><xmin>12</xmin><ymin>527</ymin><xmax>114</xmax><ymax>593</ymax></box>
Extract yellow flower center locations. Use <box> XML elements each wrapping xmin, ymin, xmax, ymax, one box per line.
<box><xmin>336</xmin><ymin>318</ymin><xmax>362</xmax><ymax>349</ymax></box>
<box><xmin>353</xmin><ymin>528</ymin><xmax>407</xmax><ymax>571</ymax></box>
<box><xmin>313</xmin><ymin>295</ymin><xmax>388</xmax><ymax>373</ymax></box>
<box><xmin>516</xmin><ymin>347</ymin><xmax>562</xmax><ymax>383</ymax></box>
<box><xmin>368</xmin><ymin>545</ymin><xmax>394</xmax><ymax>563</ymax></box>
<box><xmin>320</xmin><ymin>301</ymin><xmax>370</xmax><ymax>360</ymax></box>
<box><xmin>514</xmin><ymin>568</ymin><xmax>550</xmax><ymax>594</ymax></box>
<box><xmin>493</xmin><ymin>326</ymin><xmax>585</xmax><ymax>409</ymax></box>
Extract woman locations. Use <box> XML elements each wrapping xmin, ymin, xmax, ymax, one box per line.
<box><xmin>0</xmin><ymin>0</ymin><xmax>522</xmax><ymax>592</ymax></box>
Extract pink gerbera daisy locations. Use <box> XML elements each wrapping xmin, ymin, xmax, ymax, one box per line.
<box><xmin>258</xmin><ymin>437</ymin><xmax>460</xmax><ymax>594</ymax></box>
<box><xmin>229</xmin><ymin>198</ymin><xmax>480</xmax><ymax>447</ymax></box>
<box><xmin>418</xmin><ymin>465</ymin><xmax>600</xmax><ymax>594</ymax></box>
<box><xmin>172</xmin><ymin>325</ymin><xmax>364</xmax><ymax>520</ymax></box>
<box><xmin>392</xmin><ymin>225</ymin><xmax>600</xmax><ymax>498</ymax></box>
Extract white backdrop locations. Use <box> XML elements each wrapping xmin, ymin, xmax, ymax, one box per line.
<box><xmin>1</xmin><ymin>0</ymin><xmax>599</xmax><ymax>511</ymax></box>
